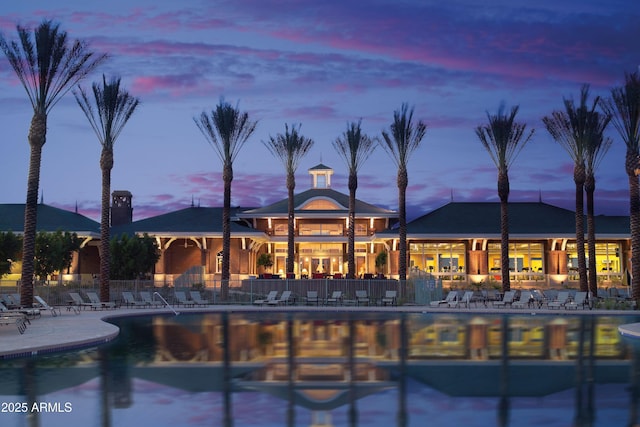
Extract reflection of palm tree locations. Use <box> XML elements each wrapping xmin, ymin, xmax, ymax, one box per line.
<box><xmin>602</xmin><ymin>72</ymin><xmax>640</xmax><ymax>303</ymax></box>
<box><xmin>397</xmin><ymin>314</ymin><xmax>408</xmax><ymax>427</ymax></box>
<box><xmin>194</xmin><ymin>100</ymin><xmax>257</xmax><ymax>300</ymax></box>
<box><xmin>348</xmin><ymin>314</ymin><xmax>358</xmax><ymax>426</ymax></box>
<box><xmin>381</xmin><ymin>104</ymin><xmax>426</xmax><ymax>281</ymax></box>
<box><xmin>475</xmin><ymin>105</ymin><xmax>534</xmax><ymax>293</ymax></box>
<box><xmin>543</xmin><ymin>85</ymin><xmax>598</xmax><ymax>292</ymax></box>
<box><xmin>0</xmin><ymin>21</ymin><xmax>106</xmax><ymax>307</ymax></box>
<box><xmin>333</xmin><ymin>121</ymin><xmax>376</xmax><ymax>278</ymax></box>
<box><xmin>74</xmin><ymin>76</ymin><xmax>140</xmax><ymax>302</ymax></box>
<box><xmin>498</xmin><ymin>315</ymin><xmax>510</xmax><ymax>427</ymax></box>
<box><xmin>222</xmin><ymin>312</ymin><xmax>232</xmax><ymax>427</ymax></box>
<box><xmin>263</xmin><ymin>124</ymin><xmax>314</xmax><ymax>276</ymax></box>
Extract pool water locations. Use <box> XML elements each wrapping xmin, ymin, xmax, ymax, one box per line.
<box><xmin>1</xmin><ymin>311</ymin><xmax>639</xmax><ymax>427</ymax></box>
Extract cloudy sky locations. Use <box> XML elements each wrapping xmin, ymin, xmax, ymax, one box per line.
<box><xmin>0</xmin><ymin>0</ymin><xmax>637</xmax><ymax>222</ymax></box>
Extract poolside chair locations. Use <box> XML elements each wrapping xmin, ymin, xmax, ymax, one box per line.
<box><xmin>139</xmin><ymin>291</ymin><xmax>163</xmax><ymax>307</ymax></box>
<box><xmin>493</xmin><ymin>290</ymin><xmax>516</xmax><ymax>308</ymax></box>
<box><xmin>565</xmin><ymin>291</ymin><xmax>588</xmax><ymax>310</ymax></box>
<box><xmin>326</xmin><ymin>291</ymin><xmax>342</xmax><ymax>306</ymax></box>
<box><xmin>253</xmin><ymin>290</ymin><xmax>278</xmax><ymax>306</ymax></box>
<box><xmin>1</xmin><ymin>294</ymin><xmax>19</xmax><ymax>309</ymax></box>
<box><xmin>34</xmin><ymin>295</ymin><xmax>62</xmax><ymax>316</ymax></box>
<box><xmin>381</xmin><ymin>290</ymin><xmax>397</xmax><ymax>306</ymax></box>
<box><xmin>189</xmin><ymin>291</ymin><xmax>211</xmax><ymax>306</ymax></box>
<box><xmin>268</xmin><ymin>290</ymin><xmax>294</xmax><ymax>306</ymax></box>
<box><xmin>430</xmin><ymin>291</ymin><xmax>458</xmax><ymax>307</ymax></box>
<box><xmin>0</xmin><ymin>315</ymin><xmax>27</xmax><ymax>334</ymax></box>
<box><xmin>174</xmin><ymin>291</ymin><xmax>194</xmax><ymax>307</ymax></box>
<box><xmin>86</xmin><ymin>291</ymin><xmax>116</xmax><ymax>309</ymax></box>
<box><xmin>68</xmin><ymin>292</ymin><xmax>99</xmax><ymax>310</ymax></box>
<box><xmin>449</xmin><ymin>291</ymin><xmax>474</xmax><ymax>308</ymax></box>
<box><xmin>0</xmin><ymin>301</ymin><xmax>34</xmax><ymax>323</ymax></box>
<box><xmin>305</xmin><ymin>291</ymin><xmax>319</xmax><ymax>306</ymax></box>
<box><xmin>512</xmin><ymin>291</ymin><xmax>533</xmax><ymax>309</ymax></box>
<box><xmin>355</xmin><ymin>290</ymin><xmax>370</xmax><ymax>306</ymax></box>
<box><xmin>547</xmin><ymin>291</ymin><xmax>570</xmax><ymax>309</ymax></box>
<box><xmin>122</xmin><ymin>291</ymin><xmax>148</xmax><ymax>308</ymax></box>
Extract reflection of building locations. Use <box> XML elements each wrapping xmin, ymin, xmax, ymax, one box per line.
<box><xmin>0</xmin><ymin>164</ymin><xmax>630</xmax><ymax>288</ymax></box>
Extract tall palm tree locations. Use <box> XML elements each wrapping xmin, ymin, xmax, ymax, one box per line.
<box><xmin>74</xmin><ymin>76</ymin><xmax>140</xmax><ymax>303</ymax></box>
<box><xmin>194</xmin><ymin>99</ymin><xmax>257</xmax><ymax>300</ymax></box>
<box><xmin>0</xmin><ymin>20</ymin><xmax>106</xmax><ymax>307</ymax></box>
<box><xmin>475</xmin><ymin>105</ymin><xmax>534</xmax><ymax>293</ymax></box>
<box><xmin>543</xmin><ymin>85</ymin><xmax>597</xmax><ymax>292</ymax></box>
<box><xmin>332</xmin><ymin>120</ymin><xmax>376</xmax><ymax>279</ymax></box>
<box><xmin>381</xmin><ymin>103</ymin><xmax>426</xmax><ymax>281</ymax></box>
<box><xmin>602</xmin><ymin>71</ymin><xmax>640</xmax><ymax>303</ymax></box>
<box><xmin>583</xmin><ymin>105</ymin><xmax>612</xmax><ymax>298</ymax></box>
<box><xmin>263</xmin><ymin>124</ymin><xmax>314</xmax><ymax>276</ymax></box>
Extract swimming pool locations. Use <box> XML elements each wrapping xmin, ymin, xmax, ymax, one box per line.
<box><xmin>1</xmin><ymin>311</ymin><xmax>639</xmax><ymax>427</ymax></box>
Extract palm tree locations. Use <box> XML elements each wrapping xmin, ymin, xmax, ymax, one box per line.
<box><xmin>332</xmin><ymin>120</ymin><xmax>376</xmax><ymax>278</ymax></box>
<box><xmin>381</xmin><ymin>103</ymin><xmax>426</xmax><ymax>281</ymax></box>
<box><xmin>263</xmin><ymin>124</ymin><xmax>314</xmax><ymax>276</ymax></box>
<box><xmin>0</xmin><ymin>20</ymin><xmax>106</xmax><ymax>307</ymax></box>
<box><xmin>602</xmin><ymin>71</ymin><xmax>640</xmax><ymax>303</ymax></box>
<box><xmin>475</xmin><ymin>105</ymin><xmax>534</xmax><ymax>293</ymax></box>
<box><xmin>74</xmin><ymin>76</ymin><xmax>140</xmax><ymax>303</ymax></box>
<box><xmin>543</xmin><ymin>85</ymin><xmax>597</xmax><ymax>292</ymax></box>
<box><xmin>194</xmin><ymin>99</ymin><xmax>257</xmax><ymax>300</ymax></box>
<box><xmin>583</xmin><ymin>105</ymin><xmax>612</xmax><ymax>298</ymax></box>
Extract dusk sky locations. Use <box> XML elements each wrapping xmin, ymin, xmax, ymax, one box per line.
<box><xmin>0</xmin><ymin>0</ymin><xmax>638</xmax><ymax>222</ymax></box>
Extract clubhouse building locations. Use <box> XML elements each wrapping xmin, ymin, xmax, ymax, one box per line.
<box><xmin>0</xmin><ymin>164</ymin><xmax>630</xmax><ymax>289</ymax></box>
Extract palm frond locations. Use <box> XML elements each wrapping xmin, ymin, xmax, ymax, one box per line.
<box><xmin>332</xmin><ymin>119</ymin><xmax>377</xmax><ymax>174</ymax></box>
<box><xmin>263</xmin><ymin>123</ymin><xmax>314</xmax><ymax>175</ymax></box>
<box><xmin>380</xmin><ymin>103</ymin><xmax>426</xmax><ymax>168</ymax></box>
<box><xmin>602</xmin><ymin>71</ymin><xmax>640</xmax><ymax>153</ymax></box>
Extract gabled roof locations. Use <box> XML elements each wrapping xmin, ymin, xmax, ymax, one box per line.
<box><xmin>112</xmin><ymin>206</ymin><xmax>263</xmax><ymax>236</ymax></box>
<box><xmin>308</xmin><ymin>163</ymin><xmax>332</xmax><ymax>171</ymax></box>
<box><xmin>238</xmin><ymin>188</ymin><xmax>396</xmax><ymax>218</ymax></box>
<box><xmin>0</xmin><ymin>204</ymin><xmax>99</xmax><ymax>236</ymax></box>
<box><xmin>378</xmin><ymin>202</ymin><xmax>629</xmax><ymax>238</ymax></box>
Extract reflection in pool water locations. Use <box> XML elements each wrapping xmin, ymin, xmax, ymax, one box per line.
<box><xmin>1</xmin><ymin>311</ymin><xmax>639</xmax><ymax>426</ymax></box>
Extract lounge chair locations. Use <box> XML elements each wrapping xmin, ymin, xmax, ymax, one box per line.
<box><xmin>0</xmin><ymin>301</ymin><xmax>34</xmax><ymax>323</ymax></box>
<box><xmin>449</xmin><ymin>291</ymin><xmax>474</xmax><ymax>308</ymax></box>
<box><xmin>253</xmin><ymin>290</ymin><xmax>278</xmax><ymax>306</ymax></box>
<box><xmin>34</xmin><ymin>295</ymin><xmax>63</xmax><ymax>316</ymax></box>
<box><xmin>381</xmin><ymin>290</ymin><xmax>397</xmax><ymax>306</ymax></box>
<box><xmin>189</xmin><ymin>291</ymin><xmax>211</xmax><ymax>306</ymax></box>
<box><xmin>326</xmin><ymin>291</ymin><xmax>342</xmax><ymax>306</ymax></box>
<box><xmin>68</xmin><ymin>292</ymin><xmax>100</xmax><ymax>310</ymax></box>
<box><xmin>0</xmin><ymin>315</ymin><xmax>27</xmax><ymax>334</ymax></box>
<box><xmin>548</xmin><ymin>291</ymin><xmax>570</xmax><ymax>309</ymax></box>
<box><xmin>355</xmin><ymin>290</ymin><xmax>370</xmax><ymax>306</ymax></box>
<box><xmin>565</xmin><ymin>291</ymin><xmax>588</xmax><ymax>310</ymax></box>
<box><xmin>493</xmin><ymin>290</ymin><xmax>516</xmax><ymax>308</ymax></box>
<box><xmin>1</xmin><ymin>294</ymin><xmax>19</xmax><ymax>309</ymax></box>
<box><xmin>512</xmin><ymin>291</ymin><xmax>533</xmax><ymax>309</ymax></box>
<box><xmin>174</xmin><ymin>291</ymin><xmax>194</xmax><ymax>307</ymax></box>
<box><xmin>305</xmin><ymin>291</ymin><xmax>319</xmax><ymax>306</ymax></box>
<box><xmin>122</xmin><ymin>291</ymin><xmax>148</xmax><ymax>308</ymax></box>
<box><xmin>268</xmin><ymin>290</ymin><xmax>294</xmax><ymax>306</ymax></box>
<box><xmin>139</xmin><ymin>291</ymin><xmax>163</xmax><ymax>307</ymax></box>
<box><xmin>86</xmin><ymin>291</ymin><xmax>116</xmax><ymax>309</ymax></box>
<box><xmin>430</xmin><ymin>291</ymin><xmax>458</xmax><ymax>307</ymax></box>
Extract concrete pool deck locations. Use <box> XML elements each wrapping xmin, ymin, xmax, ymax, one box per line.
<box><xmin>1</xmin><ymin>304</ymin><xmax>640</xmax><ymax>359</ymax></box>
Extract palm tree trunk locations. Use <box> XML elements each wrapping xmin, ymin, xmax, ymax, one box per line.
<box><xmin>20</xmin><ymin>112</ymin><xmax>47</xmax><ymax>308</ymax></box>
<box><xmin>287</xmin><ymin>172</ymin><xmax>295</xmax><ymax>276</ymax></box>
<box><xmin>100</xmin><ymin>149</ymin><xmax>113</xmax><ymax>303</ymax></box>
<box><xmin>627</xmin><ymin>151</ymin><xmax>640</xmax><ymax>303</ymax></box>
<box><xmin>221</xmin><ymin>163</ymin><xmax>232</xmax><ymax>301</ymax></box>
<box><xmin>498</xmin><ymin>172</ymin><xmax>510</xmax><ymax>292</ymax></box>
<box><xmin>348</xmin><ymin>172</ymin><xmax>357</xmax><ymax>279</ymax></box>
<box><xmin>398</xmin><ymin>167</ymin><xmax>408</xmax><ymax>281</ymax></box>
<box><xmin>575</xmin><ymin>166</ymin><xmax>588</xmax><ymax>292</ymax></box>
<box><xmin>585</xmin><ymin>175</ymin><xmax>597</xmax><ymax>297</ymax></box>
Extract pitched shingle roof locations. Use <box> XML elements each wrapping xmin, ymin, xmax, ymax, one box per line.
<box><xmin>0</xmin><ymin>204</ymin><xmax>99</xmax><ymax>235</ymax></box>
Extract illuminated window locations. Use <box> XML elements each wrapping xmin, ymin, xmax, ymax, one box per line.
<box><xmin>301</xmin><ymin>199</ymin><xmax>342</xmax><ymax>210</ymax></box>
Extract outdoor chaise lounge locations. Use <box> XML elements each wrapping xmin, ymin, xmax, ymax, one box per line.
<box><xmin>326</xmin><ymin>291</ymin><xmax>342</xmax><ymax>306</ymax></box>
<box><xmin>0</xmin><ymin>315</ymin><xmax>27</xmax><ymax>334</ymax></box>
<box><xmin>512</xmin><ymin>291</ymin><xmax>533</xmax><ymax>309</ymax></box>
<box><xmin>0</xmin><ymin>300</ymin><xmax>39</xmax><ymax>319</ymax></box>
<box><xmin>355</xmin><ymin>290</ymin><xmax>370</xmax><ymax>306</ymax></box>
<box><xmin>268</xmin><ymin>290</ymin><xmax>293</xmax><ymax>306</ymax></box>
<box><xmin>69</xmin><ymin>292</ymin><xmax>100</xmax><ymax>310</ymax></box>
<box><xmin>305</xmin><ymin>291</ymin><xmax>319</xmax><ymax>306</ymax></box>
<box><xmin>139</xmin><ymin>291</ymin><xmax>163</xmax><ymax>307</ymax></box>
<box><xmin>548</xmin><ymin>291</ymin><xmax>570</xmax><ymax>309</ymax></box>
<box><xmin>189</xmin><ymin>291</ymin><xmax>211</xmax><ymax>306</ymax></box>
<box><xmin>86</xmin><ymin>292</ymin><xmax>116</xmax><ymax>309</ymax></box>
<box><xmin>430</xmin><ymin>291</ymin><xmax>458</xmax><ymax>307</ymax></box>
<box><xmin>253</xmin><ymin>290</ymin><xmax>278</xmax><ymax>306</ymax></box>
<box><xmin>381</xmin><ymin>290</ymin><xmax>398</xmax><ymax>306</ymax></box>
<box><xmin>122</xmin><ymin>291</ymin><xmax>149</xmax><ymax>308</ymax></box>
<box><xmin>493</xmin><ymin>290</ymin><xmax>516</xmax><ymax>308</ymax></box>
<box><xmin>34</xmin><ymin>295</ymin><xmax>63</xmax><ymax>316</ymax></box>
<box><xmin>449</xmin><ymin>291</ymin><xmax>474</xmax><ymax>308</ymax></box>
<box><xmin>565</xmin><ymin>291</ymin><xmax>588</xmax><ymax>310</ymax></box>
<box><xmin>174</xmin><ymin>291</ymin><xmax>194</xmax><ymax>307</ymax></box>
